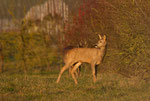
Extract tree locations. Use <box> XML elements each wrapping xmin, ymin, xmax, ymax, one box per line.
<box><xmin>63</xmin><ymin>0</ymin><xmax>150</xmax><ymax>76</ymax></box>
<box><xmin>0</xmin><ymin>43</ymin><xmax>4</xmax><ymax>73</ymax></box>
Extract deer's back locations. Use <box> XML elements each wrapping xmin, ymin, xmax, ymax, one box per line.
<box><xmin>64</xmin><ymin>48</ymin><xmax>104</xmax><ymax>64</ymax></box>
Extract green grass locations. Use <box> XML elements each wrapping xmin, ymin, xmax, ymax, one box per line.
<box><xmin>0</xmin><ymin>70</ymin><xmax>150</xmax><ymax>101</ymax></box>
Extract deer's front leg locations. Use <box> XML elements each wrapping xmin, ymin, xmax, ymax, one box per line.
<box><xmin>91</xmin><ymin>63</ymin><xmax>96</xmax><ymax>83</ymax></box>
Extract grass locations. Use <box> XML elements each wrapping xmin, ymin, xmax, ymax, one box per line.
<box><xmin>0</xmin><ymin>70</ymin><xmax>150</xmax><ymax>101</ymax></box>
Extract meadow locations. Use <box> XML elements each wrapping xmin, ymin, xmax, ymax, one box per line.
<box><xmin>0</xmin><ymin>0</ymin><xmax>150</xmax><ymax>101</ymax></box>
<box><xmin>0</xmin><ymin>69</ymin><xmax>150</xmax><ymax>101</ymax></box>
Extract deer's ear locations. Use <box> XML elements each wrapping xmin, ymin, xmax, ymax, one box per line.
<box><xmin>98</xmin><ymin>34</ymin><xmax>102</xmax><ymax>39</ymax></box>
<box><xmin>103</xmin><ymin>35</ymin><xmax>106</xmax><ymax>40</ymax></box>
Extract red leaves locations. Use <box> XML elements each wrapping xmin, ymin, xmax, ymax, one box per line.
<box><xmin>63</xmin><ymin>0</ymin><xmax>100</xmax><ymax>47</ymax></box>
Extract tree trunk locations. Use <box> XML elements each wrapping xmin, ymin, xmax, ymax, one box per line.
<box><xmin>20</xmin><ymin>33</ymin><xmax>27</xmax><ymax>73</ymax></box>
<box><xmin>0</xmin><ymin>44</ymin><xmax>4</xmax><ymax>73</ymax></box>
<box><xmin>20</xmin><ymin>22</ymin><xmax>27</xmax><ymax>73</ymax></box>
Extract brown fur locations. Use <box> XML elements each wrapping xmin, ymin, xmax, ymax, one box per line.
<box><xmin>56</xmin><ymin>35</ymin><xmax>107</xmax><ymax>84</ymax></box>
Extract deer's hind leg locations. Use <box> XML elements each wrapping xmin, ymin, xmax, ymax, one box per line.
<box><xmin>71</xmin><ymin>62</ymin><xmax>82</xmax><ymax>84</ymax></box>
<box><xmin>56</xmin><ymin>64</ymin><xmax>71</xmax><ymax>83</ymax></box>
<box><xmin>69</xmin><ymin>64</ymin><xmax>80</xmax><ymax>78</ymax></box>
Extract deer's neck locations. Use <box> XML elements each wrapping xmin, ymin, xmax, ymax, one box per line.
<box><xmin>98</xmin><ymin>46</ymin><xmax>106</xmax><ymax>54</ymax></box>
<box><xmin>97</xmin><ymin>46</ymin><xmax>105</xmax><ymax>50</ymax></box>
<box><xmin>100</xmin><ymin>46</ymin><xmax>105</xmax><ymax>50</ymax></box>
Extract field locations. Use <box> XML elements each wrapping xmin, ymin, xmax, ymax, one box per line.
<box><xmin>0</xmin><ymin>69</ymin><xmax>150</xmax><ymax>101</ymax></box>
<box><xmin>0</xmin><ymin>0</ymin><xmax>150</xmax><ymax>100</ymax></box>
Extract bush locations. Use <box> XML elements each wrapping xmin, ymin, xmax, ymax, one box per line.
<box><xmin>63</xmin><ymin>0</ymin><xmax>150</xmax><ymax>77</ymax></box>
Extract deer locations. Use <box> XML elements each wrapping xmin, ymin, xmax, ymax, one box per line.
<box><xmin>56</xmin><ymin>34</ymin><xmax>107</xmax><ymax>84</ymax></box>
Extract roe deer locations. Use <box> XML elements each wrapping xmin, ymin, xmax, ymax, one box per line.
<box><xmin>56</xmin><ymin>34</ymin><xmax>107</xmax><ymax>84</ymax></box>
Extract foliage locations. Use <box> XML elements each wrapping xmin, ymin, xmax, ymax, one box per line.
<box><xmin>63</xmin><ymin>0</ymin><xmax>150</xmax><ymax>76</ymax></box>
<box><xmin>0</xmin><ymin>30</ymin><xmax>61</xmax><ymax>72</ymax></box>
<box><xmin>0</xmin><ymin>0</ymin><xmax>150</xmax><ymax>77</ymax></box>
<box><xmin>0</xmin><ymin>0</ymin><xmax>47</xmax><ymax>19</ymax></box>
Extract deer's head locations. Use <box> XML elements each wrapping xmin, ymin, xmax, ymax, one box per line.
<box><xmin>96</xmin><ymin>35</ymin><xmax>107</xmax><ymax>48</ymax></box>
